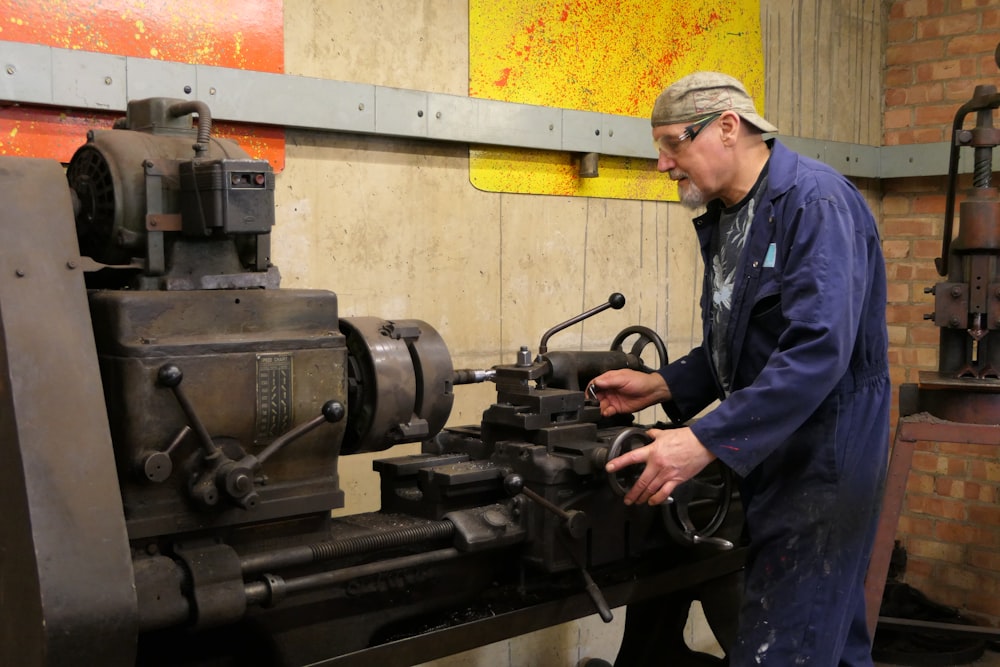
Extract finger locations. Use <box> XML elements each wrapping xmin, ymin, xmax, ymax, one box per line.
<box><xmin>624</xmin><ymin>462</ymin><xmax>667</xmax><ymax>505</ymax></box>
<box><xmin>605</xmin><ymin>443</ymin><xmax>650</xmax><ymax>473</ymax></box>
<box><xmin>623</xmin><ymin>469</ymin><xmax>654</xmax><ymax>506</ymax></box>
<box><xmin>646</xmin><ymin>479</ymin><xmax>679</xmax><ymax>506</ymax></box>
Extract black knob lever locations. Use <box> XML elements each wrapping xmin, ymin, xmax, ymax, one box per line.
<box><xmin>537</xmin><ymin>293</ymin><xmax>625</xmax><ymax>355</ymax></box>
<box><xmin>256</xmin><ymin>400</ymin><xmax>345</xmax><ymax>465</ymax></box>
<box><xmin>503</xmin><ymin>474</ymin><xmax>612</xmax><ymax>623</ymax></box>
<box><xmin>157</xmin><ymin>364</ymin><xmax>220</xmax><ymax>459</ymax></box>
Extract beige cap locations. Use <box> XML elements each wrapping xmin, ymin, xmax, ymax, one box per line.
<box><xmin>651</xmin><ymin>71</ymin><xmax>777</xmax><ymax>133</ymax></box>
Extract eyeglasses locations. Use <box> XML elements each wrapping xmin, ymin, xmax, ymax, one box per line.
<box><xmin>653</xmin><ymin>112</ymin><xmax>723</xmax><ymax>158</ymax></box>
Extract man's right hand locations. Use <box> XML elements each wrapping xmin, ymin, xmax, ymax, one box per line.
<box><xmin>588</xmin><ymin>369</ymin><xmax>671</xmax><ymax>418</ymax></box>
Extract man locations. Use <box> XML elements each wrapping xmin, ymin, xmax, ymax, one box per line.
<box><xmin>590</xmin><ymin>72</ymin><xmax>889</xmax><ymax>665</ymax></box>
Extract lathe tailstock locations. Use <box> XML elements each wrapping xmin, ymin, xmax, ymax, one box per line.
<box><xmin>0</xmin><ymin>98</ymin><xmax>744</xmax><ymax>667</ymax></box>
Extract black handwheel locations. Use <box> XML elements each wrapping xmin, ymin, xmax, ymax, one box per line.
<box><xmin>610</xmin><ymin>325</ymin><xmax>668</xmax><ymax>372</ymax></box>
<box><xmin>662</xmin><ymin>463</ymin><xmax>735</xmax><ymax>549</ymax></box>
<box><xmin>605</xmin><ymin>427</ymin><xmax>652</xmax><ymax>497</ymax></box>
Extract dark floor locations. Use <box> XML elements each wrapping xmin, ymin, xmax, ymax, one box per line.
<box><xmin>875</xmin><ymin>647</ymin><xmax>1000</xmax><ymax>666</ymax></box>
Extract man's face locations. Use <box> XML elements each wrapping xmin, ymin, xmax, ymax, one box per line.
<box><xmin>652</xmin><ymin>112</ymin><xmax>722</xmax><ymax>210</ymax></box>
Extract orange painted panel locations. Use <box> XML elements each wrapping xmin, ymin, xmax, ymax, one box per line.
<box><xmin>0</xmin><ymin>0</ymin><xmax>285</xmax><ymax>170</ymax></box>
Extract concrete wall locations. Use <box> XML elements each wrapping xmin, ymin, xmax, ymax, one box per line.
<box><xmin>275</xmin><ymin>1</ymin><xmax>885</xmax><ymax>664</ymax></box>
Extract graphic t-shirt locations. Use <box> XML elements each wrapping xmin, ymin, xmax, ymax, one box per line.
<box><xmin>710</xmin><ymin>165</ymin><xmax>769</xmax><ymax>394</ymax></box>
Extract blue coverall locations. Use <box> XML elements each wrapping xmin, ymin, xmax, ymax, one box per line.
<box><xmin>657</xmin><ymin>140</ymin><xmax>890</xmax><ymax>666</ymax></box>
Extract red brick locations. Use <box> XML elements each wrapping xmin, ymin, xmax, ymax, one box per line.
<box><xmin>887</xmin><ymin>282</ymin><xmax>911</xmax><ymax>303</ymax></box>
<box><xmin>977</xmin><ymin>53</ymin><xmax>1000</xmax><ymax>75</ymax></box>
<box><xmin>906</xmin><ymin>493</ymin><xmax>968</xmax><ymax>521</ymax></box>
<box><xmin>885</xmin><ymin>127</ymin><xmax>947</xmax><ymax>145</ymax></box>
<box><xmin>883</xmin><ymin>177</ymin><xmax>944</xmax><ymax>194</ymax></box>
<box><xmin>916</xmin><ymin>58</ymin><xmax>979</xmax><ymax>81</ymax></box>
<box><xmin>965</xmin><ymin>524</ymin><xmax>1000</xmax><ymax>548</ymax></box>
<box><xmin>883</xmin><ymin>195</ymin><xmax>913</xmax><ymax>216</ymax></box>
<box><xmin>966</xmin><ymin>571</ymin><xmax>999</xmax><ymax>596</ymax></box>
<box><xmin>889</xmin><ymin>304</ymin><xmax>936</xmax><ymax>326</ymax></box>
<box><xmin>917</xmin><ymin>13</ymin><xmax>980</xmax><ymax>38</ymax></box>
<box><xmin>968</xmin><ymin>503</ymin><xmax>1000</xmax><ymax>525</ymax></box>
<box><xmin>939</xmin><ymin>442</ymin><xmax>1000</xmax><ymax>459</ymax></box>
<box><xmin>935</xmin><ymin>477</ymin><xmax>984</xmax><ymax>499</ymax></box>
<box><xmin>952</xmin><ymin>0</ymin><xmax>996</xmax><ymax>9</ymax></box>
<box><xmin>906</xmin><ymin>494</ymin><xmax>971</xmax><ymax>521</ymax></box>
<box><xmin>885</xmin><ymin>107</ymin><xmax>914</xmax><ymax>130</ymax></box>
<box><xmin>906</xmin><ymin>81</ymin><xmax>946</xmax><ymax>105</ymax></box>
<box><xmin>917</xmin><ymin>263</ymin><xmax>944</xmax><ymax>281</ymax></box>
<box><xmin>886</xmin><ymin>65</ymin><xmax>915</xmax><ymax>88</ymax></box>
<box><xmin>933</xmin><ymin>519</ymin><xmax>980</xmax><ymax>545</ymax></box>
<box><xmin>902</xmin><ymin>345</ymin><xmax>938</xmax><ymax>367</ymax></box>
<box><xmin>965</xmin><ymin>589</ymin><xmax>1000</xmax><ymax>619</ymax></box>
<box><xmin>898</xmin><ymin>513</ymin><xmax>936</xmax><ymax>537</ymax></box>
<box><xmin>938</xmin><ymin>561</ymin><xmax>981</xmax><ymax>589</ymax></box>
<box><xmin>944</xmin><ymin>78</ymin><xmax>979</xmax><ymax>102</ymax></box>
<box><xmin>885</xmin><ymin>263</ymin><xmax>907</xmax><ymax>281</ymax></box>
<box><xmin>909</xmin><ymin>325</ymin><xmax>940</xmax><ymax>346</ymax></box>
<box><xmin>884</xmin><ymin>261</ymin><xmax>922</xmax><ymax>282</ymax></box>
<box><xmin>906</xmin><ymin>471</ymin><xmax>937</xmax><ymax>494</ymax></box>
<box><xmin>885</xmin><ymin>88</ymin><xmax>908</xmax><ymax>107</ymax></box>
<box><xmin>913</xmin><ymin>239</ymin><xmax>942</xmax><ymax>259</ymax></box>
<box><xmin>901</xmin><ymin>556</ymin><xmax>935</xmax><ymax>579</ymax></box>
<box><xmin>970</xmin><ymin>460</ymin><xmax>1000</xmax><ymax>482</ymax></box>
<box><xmin>916</xmin><ymin>103</ymin><xmax>964</xmax><ymax>126</ymax></box>
<box><xmin>885</xmin><ymin>217</ymin><xmax>938</xmax><ymax>236</ymax></box>
<box><xmin>890</xmin><ymin>0</ymin><xmax>919</xmax><ymax>19</ymax></box>
<box><xmin>905</xmin><ymin>536</ymin><xmax>966</xmax><ymax>562</ymax></box>
<box><xmin>948</xmin><ymin>32</ymin><xmax>1000</xmax><ymax>56</ymax></box>
<box><xmin>883</xmin><ymin>131</ymin><xmax>903</xmax><ymax>147</ymax></box>
<box><xmin>888</xmin><ymin>40</ymin><xmax>947</xmax><ymax>66</ymax></box>
<box><xmin>895</xmin><ymin>0</ymin><xmax>948</xmax><ymax>18</ymax></box>
<box><xmin>968</xmin><ymin>548</ymin><xmax>1000</xmax><ymax>571</ymax></box>
<box><xmin>883</xmin><ymin>239</ymin><xmax>913</xmax><ymax>259</ymax></box>
<box><xmin>889</xmin><ymin>324</ymin><xmax>909</xmax><ymax>346</ymax></box>
<box><xmin>888</xmin><ymin>19</ymin><xmax>916</xmax><ymax>43</ymax></box>
<box><xmin>885</xmin><ymin>260</ymin><xmax>941</xmax><ymax>286</ymax></box>
<box><xmin>913</xmin><ymin>193</ymin><xmax>947</xmax><ymax>213</ymax></box>
<box><xmin>887</xmin><ymin>345</ymin><xmax>904</xmax><ymax>362</ymax></box>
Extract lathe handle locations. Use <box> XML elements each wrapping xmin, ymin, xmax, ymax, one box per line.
<box><xmin>504</xmin><ymin>474</ymin><xmax>614</xmax><ymax>623</ymax></box>
<box><xmin>256</xmin><ymin>400</ymin><xmax>345</xmax><ymax>465</ymax></box>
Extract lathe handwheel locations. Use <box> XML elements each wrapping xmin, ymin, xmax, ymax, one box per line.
<box><xmin>661</xmin><ymin>462</ymin><xmax>734</xmax><ymax>549</ymax></box>
<box><xmin>605</xmin><ymin>427</ymin><xmax>652</xmax><ymax>497</ymax></box>
<box><xmin>610</xmin><ymin>325</ymin><xmax>668</xmax><ymax>373</ymax></box>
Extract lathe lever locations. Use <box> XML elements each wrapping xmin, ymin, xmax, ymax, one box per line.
<box><xmin>157</xmin><ymin>364</ymin><xmax>221</xmax><ymax>459</ymax></box>
<box><xmin>502</xmin><ymin>473</ymin><xmax>613</xmax><ymax>622</ymax></box>
<box><xmin>256</xmin><ymin>400</ymin><xmax>345</xmax><ymax>465</ymax></box>
<box><xmin>502</xmin><ymin>473</ymin><xmax>589</xmax><ymax>539</ymax></box>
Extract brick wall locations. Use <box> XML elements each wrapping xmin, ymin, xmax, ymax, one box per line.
<box><xmin>883</xmin><ymin>0</ymin><xmax>1000</xmax><ymax>625</ymax></box>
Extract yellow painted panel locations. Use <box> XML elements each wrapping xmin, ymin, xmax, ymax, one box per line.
<box><xmin>469</xmin><ymin>0</ymin><xmax>764</xmax><ymax>200</ymax></box>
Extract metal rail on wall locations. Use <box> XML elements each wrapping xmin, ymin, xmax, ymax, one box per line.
<box><xmin>3</xmin><ymin>39</ymin><xmax>998</xmax><ymax>179</ymax></box>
